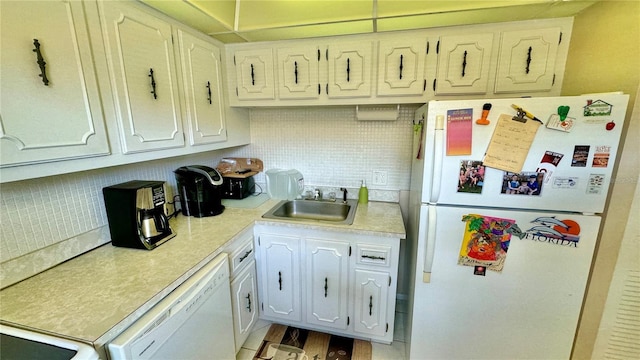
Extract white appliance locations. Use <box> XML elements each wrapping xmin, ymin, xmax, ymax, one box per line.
<box><xmin>407</xmin><ymin>93</ymin><xmax>629</xmax><ymax>359</ymax></box>
<box><xmin>107</xmin><ymin>254</ymin><xmax>235</xmax><ymax>360</ymax></box>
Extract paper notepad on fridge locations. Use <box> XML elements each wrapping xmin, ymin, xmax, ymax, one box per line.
<box><xmin>482</xmin><ymin>114</ymin><xmax>541</xmax><ymax>173</ymax></box>
<box><xmin>446</xmin><ymin>109</ymin><xmax>473</xmax><ymax>155</ymax></box>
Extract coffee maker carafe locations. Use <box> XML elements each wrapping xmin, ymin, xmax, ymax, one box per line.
<box><xmin>103</xmin><ymin>180</ymin><xmax>176</xmax><ymax>250</ymax></box>
<box><xmin>174</xmin><ymin>165</ymin><xmax>225</xmax><ymax>217</ymax></box>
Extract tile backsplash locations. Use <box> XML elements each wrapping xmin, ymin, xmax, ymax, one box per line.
<box><xmin>0</xmin><ymin>105</ymin><xmax>417</xmax><ymax>285</ymax></box>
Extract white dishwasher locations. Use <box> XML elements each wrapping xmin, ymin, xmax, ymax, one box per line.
<box><xmin>107</xmin><ymin>254</ymin><xmax>235</xmax><ymax>360</ymax></box>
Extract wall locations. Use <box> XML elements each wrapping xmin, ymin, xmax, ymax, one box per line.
<box><xmin>0</xmin><ymin>106</ymin><xmax>416</xmax><ymax>290</ymax></box>
<box><xmin>560</xmin><ymin>1</ymin><xmax>640</xmax><ymax>359</ymax></box>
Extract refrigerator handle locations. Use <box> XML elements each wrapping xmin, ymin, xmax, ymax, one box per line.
<box><xmin>423</xmin><ymin>206</ymin><xmax>437</xmax><ymax>283</ymax></box>
<box><xmin>430</xmin><ymin>115</ymin><xmax>445</xmax><ymax>203</ymax></box>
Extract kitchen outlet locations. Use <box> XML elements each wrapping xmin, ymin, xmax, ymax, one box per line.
<box><xmin>372</xmin><ymin>170</ymin><xmax>388</xmax><ymax>186</ymax></box>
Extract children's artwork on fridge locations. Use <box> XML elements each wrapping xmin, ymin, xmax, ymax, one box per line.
<box><xmin>459</xmin><ymin>214</ymin><xmax>518</xmax><ymax>272</ymax></box>
<box><xmin>446</xmin><ymin>109</ymin><xmax>473</xmax><ymax>156</ymax></box>
<box><xmin>457</xmin><ymin>160</ymin><xmax>485</xmax><ymax>194</ymax></box>
<box><xmin>501</xmin><ymin>171</ymin><xmax>544</xmax><ymax>196</ymax></box>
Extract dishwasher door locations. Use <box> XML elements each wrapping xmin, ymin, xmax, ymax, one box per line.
<box><xmin>107</xmin><ymin>254</ymin><xmax>235</xmax><ymax>360</ymax></box>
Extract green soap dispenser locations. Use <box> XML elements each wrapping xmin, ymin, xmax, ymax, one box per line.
<box><xmin>358</xmin><ymin>179</ymin><xmax>368</xmax><ymax>204</ymax></box>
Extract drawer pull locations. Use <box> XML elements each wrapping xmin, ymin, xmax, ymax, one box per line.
<box><xmin>239</xmin><ymin>249</ymin><xmax>253</xmax><ymax>262</ymax></box>
<box><xmin>362</xmin><ymin>254</ymin><xmax>386</xmax><ymax>261</ymax></box>
<box><xmin>32</xmin><ymin>39</ymin><xmax>49</xmax><ymax>86</ymax></box>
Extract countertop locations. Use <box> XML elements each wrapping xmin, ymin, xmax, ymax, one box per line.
<box><xmin>0</xmin><ymin>199</ymin><xmax>405</xmax><ymax>350</ymax></box>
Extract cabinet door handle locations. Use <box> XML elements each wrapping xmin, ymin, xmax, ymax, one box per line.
<box><xmin>239</xmin><ymin>249</ymin><xmax>253</xmax><ymax>262</ymax></box>
<box><xmin>399</xmin><ymin>54</ymin><xmax>404</xmax><ymax>80</ymax></box>
<box><xmin>461</xmin><ymin>50</ymin><xmax>467</xmax><ymax>77</ymax></box>
<box><xmin>278</xmin><ymin>271</ymin><xmax>282</xmax><ymax>290</ymax></box>
<box><xmin>324</xmin><ymin>277</ymin><xmax>328</xmax><ymax>297</ymax></box>
<box><xmin>32</xmin><ymin>39</ymin><xmax>49</xmax><ymax>86</ymax></box>
<box><xmin>246</xmin><ymin>292</ymin><xmax>252</xmax><ymax>312</ymax></box>
<box><xmin>346</xmin><ymin>58</ymin><xmax>350</xmax><ymax>82</ymax></box>
<box><xmin>250</xmin><ymin>64</ymin><xmax>255</xmax><ymax>85</ymax></box>
<box><xmin>362</xmin><ymin>254</ymin><xmax>386</xmax><ymax>261</ymax></box>
<box><xmin>149</xmin><ymin>68</ymin><xmax>157</xmax><ymax>99</ymax></box>
<box><xmin>206</xmin><ymin>81</ymin><xmax>212</xmax><ymax>104</ymax></box>
<box><xmin>294</xmin><ymin>61</ymin><xmax>298</xmax><ymax>84</ymax></box>
<box><xmin>526</xmin><ymin>46</ymin><xmax>532</xmax><ymax>74</ymax></box>
<box><xmin>369</xmin><ymin>295</ymin><xmax>373</xmax><ymax>316</ymax></box>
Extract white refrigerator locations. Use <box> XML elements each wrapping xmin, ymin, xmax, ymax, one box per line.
<box><xmin>407</xmin><ymin>93</ymin><xmax>629</xmax><ymax>359</ymax></box>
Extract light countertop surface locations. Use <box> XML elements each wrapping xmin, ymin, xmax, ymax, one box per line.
<box><xmin>0</xmin><ymin>199</ymin><xmax>405</xmax><ymax>350</ymax></box>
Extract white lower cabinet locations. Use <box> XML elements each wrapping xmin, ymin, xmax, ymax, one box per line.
<box><xmin>224</xmin><ymin>229</ymin><xmax>259</xmax><ymax>353</ymax></box>
<box><xmin>254</xmin><ymin>224</ymin><xmax>400</xmax><ymax>343</ymax></box>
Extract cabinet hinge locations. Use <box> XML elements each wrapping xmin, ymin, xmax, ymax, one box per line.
<box><xmin>326</xmin><ymin>83</ymin><xmax>328</xmax><ymax>95</ymax></box>
<box><xmin>552</xmin><ymin>74</ymin><xmax>556</xmax><ymax>86</ymax></box>
<box><xmin>388</xmin><ymin>276</ymin><xmax>391</xmax><ymax>286</ymax></box>
<box><xmin>233</xmin><ymin>55</ymin><xmax>236</xmax><ymax>65</ymax></box>
<box><xmin>349</xmin><ymin>246</ymin><xmax>352</xmax><ymax>256</ymax></box>
<box><xmin>318</xmin><ymin>83</ymin><xmax>321</xmax><ymax>95</ymax></box>
<box><xmin>559</xmin><ymin>32</ymin><xmax>563</xmax><ymax>45</ymax></box>
<box><xmin>426</xmin><ymin>41</ymin><xmax>430</xmax><ymax>54</ymax></box>
<box><xmin>423</xmin><ymin>79</ymin><xmax>427</xmax><ymax>92</ymax></box>
<box><xmin>236</xmin><ymin>87</ymin><xmax>238</xmax><ymax>96</ymax></box>
<box><xmin>433</xmin><ymin>79</ymin><xmax>436</xmax><ymax>91</ymax></box>
<box><xmin>261</xmin><ymin>302</ymin><xmax>264</xmax><ymax>311</ymax></box>
<box><xmin>326</xmin><ymin>49</ymin><xmax>328</xmax><ymax>61</ymax></box>
<box><xmin>317</xmin><ymin>49</ymin><xmax>320</xmax><ymax>61</ymax></box>
<box><xmin>436</xmin><ymin>40</ymin><xmax>440</xmax><ymax>54</ymax></box>
<box><xmin>386</xmin><ymin>323</ymin><xmax>389</xmax><ymax>333</ymax></box>
<box><xmin>347</xmin><ymin>316</ymin><xmax>350</xmax><ymax>326</ymax></box>
<box><xmin>258</xmin><ymin>236</ymin><xmax>261</xmax><ymax>246</ymax></box>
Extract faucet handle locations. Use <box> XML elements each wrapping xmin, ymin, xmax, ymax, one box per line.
<box><xmin>339</xmin><ymin>187</ymin><xmax>348</xmax><ymax>202</ymax></box>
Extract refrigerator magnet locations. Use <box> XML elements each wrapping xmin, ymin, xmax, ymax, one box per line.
<box><xmin>458</xmin><ymin>214</ymin><xmax>517</xmax><ymax>273</ymax></box>
<box><xmin>446</xmin><ymin>109</ymin><xmax>473</xmax><ymax>156</ymax></box>
<box><xmin>592</xmin><ymin>146</ymin><xmax>611</xmax><ymax>168</ymax></box>
<box><xmin>584</xmin><ymin>99</ymin><xmax>613</xmax><ymax>117</ymax></box>
<box><xmin>536</xmin><ymin>151</ymin><xmax>564</xmax><ymax>184</ymax></box>
<box><xmin>458</xmin><ymin>160</ymin><xmax>485</xmax><ymax>194</ymax></box>
<box><xmin>546</xmin><ymin>106</ymin><xmax>575</xmax><ymax>132</ymax></box>
<box><xmin>587</xmin><ymin>174</ymin><xmax>606</xmax><ymax>194</ymax></box>
<box><xmin>523</xmin><ymin>217</ymin><xmax>581</xmax><ymax>247</ymax></box>
<box><xmin>571</xmin><ymin>145</ymin><xmax>590</xmax><ymax>167</ymax></box>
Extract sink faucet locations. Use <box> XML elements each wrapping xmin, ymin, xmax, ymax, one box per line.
<box><xmin>339</xmin><ymin>187</ymin><xmax>348</xmax><ymax>203</ymax></box>
<box><xmin>314</xmin><ymin>188</ymin><xmax>322</xmax><ymax>200</ymax></box>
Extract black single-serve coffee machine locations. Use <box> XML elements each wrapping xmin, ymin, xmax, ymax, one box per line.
<box><xmin>174</xmin><ymin>165</ymin><xmax>225</xmax><ymax>217</ymax></box>
<box><xmin>103</xmin><ymin>180</ymin><xmax>176</xmax><ymax>250</ymax></box>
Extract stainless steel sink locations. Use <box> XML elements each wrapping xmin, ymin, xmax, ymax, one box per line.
<box><xmin>262</xmin><ymin>199</ymin><xmax>358</xmax><ymax>225</ymax></box>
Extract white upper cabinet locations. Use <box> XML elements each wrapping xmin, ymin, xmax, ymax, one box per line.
<box><xmin>326</xmin><ymin>41</ymin><xmax>374</xmax><ymax>99</ymax></box>
<box><xmin>176</xmin><ymin>29</ymin><xmax>227</xmax><ymax>146</ymax></box>
<box><xmin>377</xmin><ymin>38</ymin><xmax>428</xmax><ymax>97</ymax></box>
<box><xmin>100</xmin><ymin>1</ymin><xmax>184</xmax><ymax>154</ymax></box>
<box><xmin>234</xmin><ymin>49</ymin><xmax>276</xmax><ymax>100</ymax></box>
<box><xmin>276</xmin><ymin>46</ymin><xmax>321</xmax><ymax>100</ymax></box>
<box><xmin>0</xmin><ymin>0</ymin><xmax>110</xmax><ymax>167</ymax></box>
<box><xmin>494</xmin><ymin>28</ymin><xmax>562</xmax><ymax>93</ymax></box>
<box><xmin>434</xmin><ymin>33</ymin><xmax>494</xmax><ymax>95</ymax></box>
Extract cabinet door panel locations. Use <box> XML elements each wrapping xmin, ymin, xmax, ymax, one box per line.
<box><xmin>100</xmin><ymin>1</ymin><xmax>184</xmax><ymax>153</ymax></box>
<box><xmin>235</xmin><ymin>49</ymin><xmax>275</xmax><ymax>100</ymax></box>
<box><xmin>354</xmin><ymin>269</ymin><xmax>389</xmax><ymax>338</ymax></box>
<box><xmin>177</xmin><ymin>29</ymin><xmax>227</xmax><ymax>145</ymax></box>
<box><xmin>377</xmin><ymin>39</ymin><xmax>427</xmax><ymax>97</ymax></box>
<box><xmin>259</xmin><ymin>234</ymin><xmax>301</xmax><ymax>322</ymax></box>
<box><xmin>306</xmin><ymin>238</ymin><xmax>350</xmax><ymax>330</ymax></box>
<box><xmin>327</xmin><ymin>42</ymin><xmax>373</xmax><ymax>98</ymax></box>
<box><xmin>494</xmin><ymin>28</ymin><xmax>561</xmax><ymax>93</ymax></box>
<box><xmin>435</xmin><ymin>33</ymin><xmax>493</xmax><ymax>95</ymax></box>
<box><xmin>231</xmin><ymin>261</ymin><xmax>258</xmax><ymax>353</ymax></box>
<box><xmin>0</xmin><ymin>0</ymin><xmax>109</xmax><ymax>166</ymax></box>
<box><xmin>277</xmin><ymin>47</ymin><xmax>320</xmax><ymax>100</ymax></box>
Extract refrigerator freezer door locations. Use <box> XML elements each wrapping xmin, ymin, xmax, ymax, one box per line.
<box><xmin>422</xmin><ymin>94</ymin><xmax>629</xmax><ymax>213</ymax></box>
<box><xmin>410</xmin><ymin>204</ymin><xmax>600</xmax><ymax>359</ymax></box>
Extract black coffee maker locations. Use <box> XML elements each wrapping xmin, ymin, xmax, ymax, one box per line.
<box><xmin>103</xmin><ymin>180</ymin><xmax>176</xmax><ymax>250</ymax></box>
<box><xmin>174</xmin><ymin>165</ymin><xmax>225</xmax><ymax>217</ymax></box>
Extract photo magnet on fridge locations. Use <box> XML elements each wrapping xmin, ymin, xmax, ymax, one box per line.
<box><xmin>458</xmin><ymin>160</ymin><xmax>485</xmax><ymax>194</ymax></box>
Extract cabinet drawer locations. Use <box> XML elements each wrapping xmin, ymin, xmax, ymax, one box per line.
<box><xmin>230</xmin><ymin>238</ymin><xmax>254</xmax><ymax>277</ymax></box>
<box><xmin>355</xmin><ymin>244</ymin><xmax>392</xmax><ymax>268</ymax></box>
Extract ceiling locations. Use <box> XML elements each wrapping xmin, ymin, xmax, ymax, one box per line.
<box><xmin>141</xmin><ymin>0</ymin><xmax>599</xmax><ymax>44</ymax></box>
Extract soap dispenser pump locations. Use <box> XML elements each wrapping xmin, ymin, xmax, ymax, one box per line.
<box><xmin>358</xmin><ymin>179</ymin><xmax>368</xmax><ymax>204</ymax></box>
